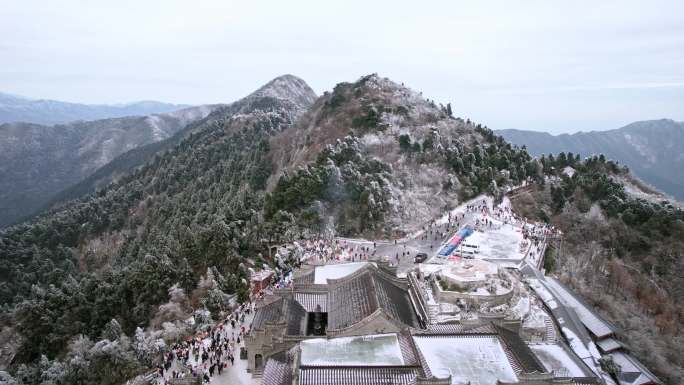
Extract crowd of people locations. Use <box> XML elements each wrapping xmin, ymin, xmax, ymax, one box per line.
<box><xmin>296</xmin><ymin>238</ymin><xmax>377</xmax><ymax>263</ymax></box>
<box><xmin>419</xmin><ymin>197</ymin><xmax>560</xmax><ymax>266</ymax></box>
<box><xmin>155</xmin><ymin>262</ymin><xmax>295</xmax><ymax>384</ymax></box>
<box><xmin>155</xmin><ymin>301</ymin><xmax>254</xmax><ymax>384</ymax></box>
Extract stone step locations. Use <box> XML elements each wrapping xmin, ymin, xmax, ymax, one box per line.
<box><xmin>544</xmin><ymin>317</ymin><xmax>557</xmax><ymax>342</ymax></box>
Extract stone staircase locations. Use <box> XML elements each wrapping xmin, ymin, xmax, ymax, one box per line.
<box><xmin>544</xmin><ymin>316</ymin><xmax>557</xmax><ymax>342</ymax></box>
<box><xmin>252</xmin><ymin>367</ymin><xmax>265</xmax><ymax>378</ymax></box>
<box><xmin>427</xmin><ymin>304</ymin><xmax>440</xmax><ymax>324</ymax></box>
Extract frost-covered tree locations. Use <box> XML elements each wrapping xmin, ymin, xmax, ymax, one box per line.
<box><xmin>133</xmin><ymin>327</ymin><xmax>166</xmax><ymax>367</ymax></box>
<box><xmin>151</xmin><ymin>284</ymin><xmax>191</xmax><ymax>328</ymax></box>
<box><xmin>0</xmin><ymin>371</ymin><xmax>19</xmax><ymax>385</ymax></box>
<box><xmin>88</xmin><ymin>336</ymin><xmax>141</xmax><ymax>385</ymax></box>
<box><xmin>101</xmin><ymin>319</ymin><xmax>123</xmax><ymax>342</ymax></box>
<box><xmin>38</xmin><ymin>354</ymin><xmax>67</xmax><ymax>385</ymax></box>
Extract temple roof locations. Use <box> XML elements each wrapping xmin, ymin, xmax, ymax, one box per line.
<box><xmin>294</xmin><ymin>291</ymin><xmax>328</xmax><ymax>312</ymax></box>
<box><xmin>298</xmin><ymin>366</ymin><xmax>420</xmax><ymax>385</ymax></box>
<box><xmin>327</xmin><ymin>267</ymin><xmax>419</xmax><ymax>330</ymax></box>
<box><xmin>261</xmin><ymin>349</ymin><xmax>297</xmax><ymax>385</ymax></box>
<box><xmin>494</xmin><ymin>324</ymin><xmax>547</xmax><ymax>374</ymax></box>
<box><xmin>251</xmin><ymin>297</ymin><xmax>307</xmax><ymax>335</ymax></box>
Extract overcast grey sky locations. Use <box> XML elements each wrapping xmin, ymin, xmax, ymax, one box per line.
<box><xmin>1</xmin><ymin>0</ymin><xmax>683</xmax><ymax>133</ymax></box>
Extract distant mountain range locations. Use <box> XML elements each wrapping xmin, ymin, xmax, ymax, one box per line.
<box><xmin>0</xmin><ymin>92</ymin><xmax>189</xmax><ymax>125</ymax></box>
<box><xmin>0</xmin><ymin>104</ymin><xmax>221</xmax><ymax>226</ymax></box>
<box><xmin>497</xmin><ymin>119</ymin><xmax>684</xmax><ymax>201</ymax></box>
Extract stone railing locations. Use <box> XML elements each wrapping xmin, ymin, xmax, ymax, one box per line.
<box><xmin>431</xmin><ymin>279</ymin><xmax>514</xmax><ymax>306</ymax></box>
<box><xmin>407</xmin><ymin>272</ymin><xmax>431</xmax><ymax>326</ymax></box>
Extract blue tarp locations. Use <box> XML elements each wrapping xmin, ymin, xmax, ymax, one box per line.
<box><xmin>437</xmin><ymin>227</ymin><xmax>473</xmax><ymax>257</ymax></box>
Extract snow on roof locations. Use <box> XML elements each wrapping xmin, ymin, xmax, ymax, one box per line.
<box><xmin>527</xmin><ymin>278</ymin><xmax>559</xmax><ymax>310</ymax></box>
<box><xmin>300</xmin><ymin>334</ymin><xmax>405</xmax><ymax>366</ymax></box>
<box><xmin>413</xmin><ymin>335</ymin><xmax>518</xmax><ymax>385</ymax></box>
<box><xmin>596</xmin><ymin>337</ymin><xmax>622</xmax><ymax>353</ymax></box>
<box><xmin>251</xmin><ymin>269</ymin><xmax>274</xmax><ymax>281</ymax></box>
<box><xmin>544</xmin><ymin>278</ymin><xmax>615</xmax><ymax>338</ymax></box>
<box><xmin>529</xmin><ymin>343</ymin><xmax>591</xmax><ymax>377</ymax></box>
<box><xmin>313</xmin><ymin>262</ymin><xmax>372</xmax><ymax>284</ymax></box>
<box><xmin>609</xmin><ymin>351</ymin><xmax>663</xmax><ymax>385</ymax></box>
<box><xmin>560</xmin><ymin>326</ymin><xmax>601</xmax><ymax>376</ymax></box>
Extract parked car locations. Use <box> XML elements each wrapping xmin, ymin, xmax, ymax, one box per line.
<box><xmin>414</xmin><ymin>253</ymin><xmax>428</xmax><ymax>263</ymax></box>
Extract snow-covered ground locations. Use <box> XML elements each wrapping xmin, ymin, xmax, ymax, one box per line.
<box><xmin>413</xmin><ymin>336</ymin><xmax>518</xmax><ymax>385</ymax></box>
<box><xmin>434</xmin><ymin>195</ymin><xmax>494</xmax><ymax>226</ymax></box>
<box><xmin>465</xmin><ymin>225</ymin><xmax>526</xmax><ymax>263</ymax></box>
<box><xmin>300</xmin><ymin>334</ymin><xmax>404</xmax><ymax>366</ymax></box>
<box><xmin>527</xmin><ymin>278</ymin><xmax>559</xmax><ymax>310</ymax></box>
<box><xmin>614</xmin><ymin>174</ymin><xmax>680</xmax><ymax>206</ymax></box>
<box><xmin>428</xmin><ymin>195</ymin><xmax>550</xmax><ymax>270</ymax></box>
<box><xmin>509</xmin><ymin>295</ymin><xmax>530</xmax><ymax>320</ymax></box>
<box><xmin>529</xmin><ymin>343</ymin><xmax>588</xmax><ymax>377</ymax></box>
<box><xmin>418</xmin><ymin>259</ymin><xmax>497</xmax><ymax>283</ymax></box>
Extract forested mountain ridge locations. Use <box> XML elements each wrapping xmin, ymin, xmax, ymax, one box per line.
<box><xmin>0</xmin><ymin>92</ymin><xmax>188</xmax><ymax>125</ymax></box>
<box><xmin>497</xmin><ymin>119</ymin><xmax>684</xmax><ymax>201</ymax></box>
<box><xmin>38</xmin><ymin>75</ymin><xmax>316</xmax><ymax>214</ymax></box>
<box><xmin>511</xmin><ymin>154</ymin><xmax>684</xmax><ymax>382</ymax></box>
<box><xmin>266</xmin><ymin>74</ymin><xmax>539</xmax><ymax>236</ymax></box>
<box><xmin>0</xmin><ymin>74</ymin><xmax>681</xmax><ymax>384</ymax></box>
<box><xmin>0</xmin><ymin>75</ymin><xmax>317</xmax><ymax>383</ymax></box>
<box><xmin>0</xmin><ymin>104</ymin><xmax>220</xmax><ymax>227</ymax></box>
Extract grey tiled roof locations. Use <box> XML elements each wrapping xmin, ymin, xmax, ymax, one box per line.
<box><xmin>284</xmin><ymin>297</ymin><xmax>307</xmax><ymax>336</ymax></box>
<box><xmin>397</xmin><ymin>330</ymin><xmax>420</xmax><ymax>367</ymax></box>
<box><xmin>412</xmin><ymin>323</ymin><xmax>497</xmax><ymax>335</ymax></box>
<box><xmin>596</xmin><ymin>337</ymin><xmax>622</xmax><ymax>353</ymax></box>
<box><xmin>609</xmin><ymin>351</ymin><xmax>663</xmax><ymax>385</ymax></box>
<box><xmin>494</xmin><ymin>324</ymin><xmax>547</xmax><ymax>374</ymax></box>
<box><xmin>261</xmin><ymin>357</ymin><xmax>291</xmax><ymax>385</ymax></box>
<box><xmin>294</xmin><ymin>292</ymin><xmax>328</xmax><ymax>312</ymax></box>
<box><xmin>251</xmin><ymin>297</ymin><xmax>307</xmax><ymax>336</ymax></box>
<box><xmin>328</xmin><ymin>271</ymin><xmax>375</xmax><ymax>329</ymax></box>
<box><xmin>544</xmin><ymin>277</ymin><xmax>615</xmax><ymax>338</ymax></box>
<box><xmin>374</xmin><ymin>272</ymin><xmax>420</xmax><ymax>328</ymax></box>
<box><xmin>327</xmin><ymin>269</ymin><xmax>419</xmax><ymax>330</ymax></box>
<box><xmin>261</xmin><ymin>349</ymin><xmax>297</xmax><ymax>385</ymax></box>
<box><xmin>252</xmin><ymin>298</ymin><xmax>284</xmax><ymax>330</ymax></box>
<box><xmin>298</xmin><ymin>366</ymin><xmax>420</xmax><ymax>385</ymax></box>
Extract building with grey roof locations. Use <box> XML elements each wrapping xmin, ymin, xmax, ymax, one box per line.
<box><xmin>250</xmin><ymin>261</ymin><xmax>605</xmax><ymax>385</ymax></box>
<box><xmin>260</xmin><ymin>323</ymin><xmax>602</xmax><ymax>385</ymax></box>
<box><xmin>246</xmin><ymin>262</ymin><xmax>421</xmax><ymax>375</ymax></box>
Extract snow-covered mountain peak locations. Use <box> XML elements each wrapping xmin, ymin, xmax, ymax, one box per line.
<box><xmin>249</xmin><ymin>74</ymin><xmax>317</xmax><ymax>108</ymax></box>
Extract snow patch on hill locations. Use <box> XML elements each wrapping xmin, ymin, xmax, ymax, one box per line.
<box><xmin>623</xmin><ymin>133</ymin><xmax>656</xmax><ymax>163</ymax></box>
<box><xmin>249</xmin><ymin>74</ymin><xmax>317</xmax><ymax>109</ymax></box>
<box><xmin>613</xmin><ymin>174</ymin><xmax>675</xmax><ymax>205</ymax></box>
